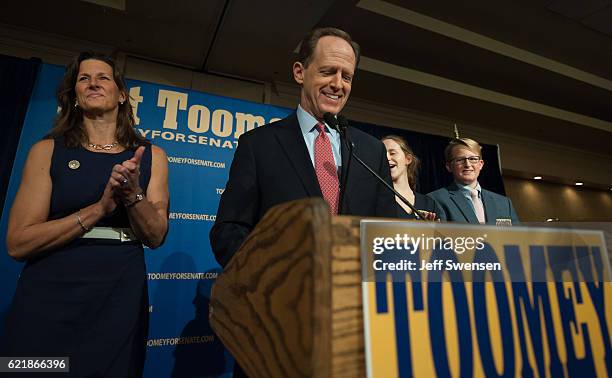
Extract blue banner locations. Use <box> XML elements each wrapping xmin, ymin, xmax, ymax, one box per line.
<box><xmin>0</xmin><ymin>63</ymin><xmax>292</xmax><ymax>377</ymax></box>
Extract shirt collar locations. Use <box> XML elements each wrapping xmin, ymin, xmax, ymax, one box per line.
<box><xmin>297</xmin><ymin>104</ymin><xmax>333</xmax><ymax>134</ymax></box>
<box><xmin>456</xmin><ymin>181</ymin><xmax>481</xmax><ymax>195</ymax></box>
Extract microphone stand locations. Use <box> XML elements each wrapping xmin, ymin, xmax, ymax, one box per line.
<box><xmin>324</xmin><ymin>113</ymin><xmax>353</xmax><ymax>214</ymax></box>
<box><xmin>324</xmin><ymin>113</ymin><xmax>423</xmax><ymax>220</ymax></box>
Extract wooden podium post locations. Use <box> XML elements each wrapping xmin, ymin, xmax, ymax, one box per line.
<box><xmin>209</xmin><ymin>198</ymin><xmax>366</xmax><ymax>377</ymax></box>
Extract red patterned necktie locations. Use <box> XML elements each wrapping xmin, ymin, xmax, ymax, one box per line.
<box><xmin>314</xmin><ymin>123</ymin><xmax>339</xmax><ymax>214</ymax></box>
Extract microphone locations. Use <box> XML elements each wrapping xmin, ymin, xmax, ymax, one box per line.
<box><xmin>336</xmin><ymin>115</ymin><xmax>350</xmax><ymax>134</ymax></box>
<box><xmin>323</xmin><ymin>112</ymin><xmax>340</xmax><ymax>133</ymax></box>
<box><xmin>323</xmin><ymin>112</ymin><xmax>349</xmax><ymax>135</ymax></box>
<box><xmin>336</xmin><ymin>115</ymin><xmax>423</xmax><ymax>220</ymax></box>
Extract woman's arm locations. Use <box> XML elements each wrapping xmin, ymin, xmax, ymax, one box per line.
<box><xmin>117</xmin><ymin>145</ymin><xmax>169</xmax><ymax>248</ymax></box>
<box><xmin>6</xmin><ymin>140</ymin><xmax>117</xmax><ymax>261</ymax></box>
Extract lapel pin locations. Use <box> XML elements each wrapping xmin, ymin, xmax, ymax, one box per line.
<box><xmin>68</xmin><ymin>160</ymin><xmax>80</xmax><ymax>170</ymax></box>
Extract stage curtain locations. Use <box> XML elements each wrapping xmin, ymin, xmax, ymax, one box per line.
<box><xmin>0</xmin><ymin>55</ymin><xmax>41</xmax><ymax>216</ymax></box>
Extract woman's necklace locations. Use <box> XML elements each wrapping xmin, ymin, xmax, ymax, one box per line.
<box><xmin>87</xmin><ymin>141</ymin><xmax>118</xmax><ymax>150</ymax></box>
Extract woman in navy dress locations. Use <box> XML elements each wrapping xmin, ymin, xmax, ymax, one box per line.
<box><xmin>382</xmin><ymin>135</ymin><xmax>441</xmax><ymax>220</ymax></box>
<box><xmin>4</xmin><ymin>52</ymin><xmax>169</xmax><ymax>377</ymax></box>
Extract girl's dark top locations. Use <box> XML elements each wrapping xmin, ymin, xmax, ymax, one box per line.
<box><xmin>397</xmin><ymin>191</ymin><xmax>442</xmax><ymax>220</ymax></box>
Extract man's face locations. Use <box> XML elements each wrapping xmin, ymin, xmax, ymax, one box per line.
<box><xmin>446</xmin><ymin>146</ymin><xmax>484</xmax><ymax>186</ymax></box>
<box><xmin>293</xmin><ymin>36</ymin><xmax>356</xmax><ymax>119</ymax></box>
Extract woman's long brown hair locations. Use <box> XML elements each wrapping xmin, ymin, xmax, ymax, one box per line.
<box><xmin>48</xmin><ymin>51</ymin><xmax>147</xmax><ymax>149</ymax></box>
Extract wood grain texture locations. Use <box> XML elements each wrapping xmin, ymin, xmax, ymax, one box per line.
<box><xmin>210</xmin><ymin>198</ymin><xmax>349</xmax><ymax>377</ymax></box>
<box><xmin>330</xmin><ymin>217</ymin><xmax>365</xmax><ymax>377</ymax></box>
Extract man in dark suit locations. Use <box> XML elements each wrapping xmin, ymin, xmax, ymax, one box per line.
<box><xmin>427</xmin><ymin>138</ymin><xmax>519</xmax><ymax>225</ymax></box>
<box><xmin>210</xmin><ymin>27</ymin><xmax>397</xmax><ymax>267</ymax></box>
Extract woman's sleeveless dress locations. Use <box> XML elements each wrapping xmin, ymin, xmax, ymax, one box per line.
<box><xmin>5</xmin><ymin>138</ymin><xmax>152</xmax><ymax>377</ymax></box>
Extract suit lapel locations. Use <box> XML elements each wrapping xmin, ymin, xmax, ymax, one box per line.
<box><xmin>448</xmin><ymin>183</ymin><xmax>479</xmax><ymax>224</ymax></box>
<box><xmin>339</xmin><ymin>131</ymin><xmax>349</xmax><ymax>186</ymax></box>
<box><xmin>481</xmin><ymin>190</ymin><xmax>498</xmax><ymax>224</ymax></box>
<box><xmin>274</xmin><ymin>113</ymin><xmax>322</xmax><ymax>197</ymax></box>
<box><xmin>338</xmin><ymin>130</ymin><xmax>351</xmax><ymax>213</ymax></box>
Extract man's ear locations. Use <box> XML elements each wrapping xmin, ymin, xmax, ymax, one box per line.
<box><xmin>445</xmin><ymin>162</ymin><xmax>452</xmax><ymax>173</ymax></box>
<box><xmin>293</xmin><ymin>62</ymin><xmax>304</xmax><ymax>85</ymax></box>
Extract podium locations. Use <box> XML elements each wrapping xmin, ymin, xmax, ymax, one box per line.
<box><xmin>210</xmin><ymin>198</ymin><xmax>612</xmax><ymax>378</ymax></box>
<box><xmin>209</xmin><ymin>198</ymin><xmax>365</xmax><ymax>377</ymax></box>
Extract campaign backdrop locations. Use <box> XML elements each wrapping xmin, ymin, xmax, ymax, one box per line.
<box><xmin>0</xmin><ymin>62</ymin><xmax>291</xmax><ymax>377</ymax></box>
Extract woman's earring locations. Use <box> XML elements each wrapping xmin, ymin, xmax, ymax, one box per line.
<box><xmin>74</xmin><ymin>99</ymin><xmax>78</xmax><ymax>108</ymax></box>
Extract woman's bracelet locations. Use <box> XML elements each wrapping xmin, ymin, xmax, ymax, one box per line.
<box><xmin>125</xmin><ymin>191</ymin><xmax>145</xmax><ymax>208</ymax></box>
<box><xmin>76</xmin><ymin>210</ymin><xmax>91</xmax><ymax>232</ymax></box>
